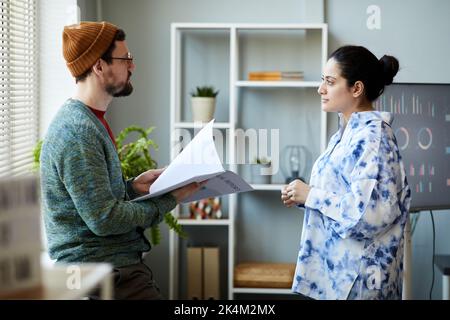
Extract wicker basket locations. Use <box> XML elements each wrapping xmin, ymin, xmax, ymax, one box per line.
<box><xmin>234</xmin><ymin>262</ymin><xmax>296</xmax><ymax>288</ymax></box>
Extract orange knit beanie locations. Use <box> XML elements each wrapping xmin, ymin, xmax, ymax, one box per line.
<box><xmin>63</xmin><ymin>21</ymin><xmax>118</xmax><ymax>77</ymax></box>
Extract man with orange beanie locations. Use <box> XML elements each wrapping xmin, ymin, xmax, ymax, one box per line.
<box><xmin>40</xmin><ymin>21</ymin><xmax>201</xmax><ymax>299</ymax></box>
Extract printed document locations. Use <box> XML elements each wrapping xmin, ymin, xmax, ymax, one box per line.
<box><xmin>132</xmin><ymin>119</ymin><xmax>253</xmax><ymax>203</ymax></box>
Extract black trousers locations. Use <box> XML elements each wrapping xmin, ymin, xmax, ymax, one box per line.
<box><xmin>89</xmin><ymin>262</ymin><xmax>162</xmax><ymax>300</ymax></box>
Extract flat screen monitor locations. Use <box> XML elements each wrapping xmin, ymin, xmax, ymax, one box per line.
<box><xmin>374</xmin><ymin>83</ymin><xmax>450</xmax><ymax>211</ymax></box>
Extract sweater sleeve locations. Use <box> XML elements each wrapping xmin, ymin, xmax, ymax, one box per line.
<box><xmin>305</xmin><ymin>126</ymin><xmax>404</xmax><ymax>240</ymax></box>
<box><xmin>54</xmin><ymin>127</ymin><xmax>177</xmax><ymax>237</ymax></box>
<box><xmin>125</xmin><ymin>177</ymin><xmax>141</xmax><ymax>200</ymax></box>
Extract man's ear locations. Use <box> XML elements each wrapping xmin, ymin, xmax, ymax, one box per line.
<box><xmin>352</xmin><ymin>80</ymin><xmax>365</xmax><ymax>98</ymax></box>
<box><xmin>91</xmin><ymin>59</ymin><xmax>103</xmax><ymax>77</ymax></box>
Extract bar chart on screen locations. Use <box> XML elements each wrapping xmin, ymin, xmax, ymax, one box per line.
<box><xmin>375</xmin><ymin>83</ymin><xmax>450</xmax><ymax>211</ymax></box>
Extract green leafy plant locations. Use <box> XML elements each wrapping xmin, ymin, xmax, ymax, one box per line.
<box><xmin>115</xmin><ymin>126</ymin><xmax>187</xmax><ymax>244</ymax></box>
<box><xmin>32</xmin><ymin>140</ymin><xmax>43</xmax><ymax>171</ymax></box>
<box><xmin>32</xmin><ymin>125</ymin><xmax>187</xmax><ymax>245</ymax></box>
<box><xmin>190</xmin><ymin>86</ymin><xmax>219</xmax><ymax>98</ymax></box>
<box><xmin>254</xmin><ymin>157</ymin><xmax>271</xmax><ymax>166</ymax></box>
<box><xmin>115</xmin><ymin>126</ymin><xmax>158</xmax><ymax>179</ymax></box>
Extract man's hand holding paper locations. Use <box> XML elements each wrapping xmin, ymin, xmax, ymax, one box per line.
<box><xmin>131</xmin><ymin>168</ymin><xmax>165</xmax><ymax>195</ymax></box>
<box><xmin>132</xmin><ymin>119</ymin><xmax>253</xmax><ymax>203</ymax></box>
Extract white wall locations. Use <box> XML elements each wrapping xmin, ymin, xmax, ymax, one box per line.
<box><xmin>39</xmin><ymin>0</ymin><xmax>78</xmax><ymax>138</ymax></box>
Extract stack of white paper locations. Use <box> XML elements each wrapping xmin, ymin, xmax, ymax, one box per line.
<box><xmin>133</xmin><ymin>120</ymin><xmax>253</xmax><ymax>203</ymax></box>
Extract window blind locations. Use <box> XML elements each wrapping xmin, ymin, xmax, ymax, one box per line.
<box><xmin>0</xmin><ymin>0</ymin><xmax>38</xmax><ymax>178</ymax></box>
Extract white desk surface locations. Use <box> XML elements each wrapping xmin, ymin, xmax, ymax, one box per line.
<box><xmin>0</xmin><ymin>254</ymin><xmax>113</xmax><ymax>300</ymax></box>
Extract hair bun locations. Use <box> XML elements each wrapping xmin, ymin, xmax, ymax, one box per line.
<box><xmin>379</xmin><ymin>55</ymin><xmax>399</xmax><ymax>85</ymax></box>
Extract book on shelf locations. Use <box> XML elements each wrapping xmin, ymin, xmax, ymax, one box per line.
<box><xmin>248</xmin><ymin>71</ymin><xmax>304</xmax><ymax>81</ymax></box>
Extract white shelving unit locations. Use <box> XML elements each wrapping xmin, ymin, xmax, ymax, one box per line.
<box><xmin>169</xmin><ymin>23</ymin><xmax>328</xmax><ymax>300</ymax></box>
<box><xmin>251</xmin><ymin>184</ymin><xmax>285</xmax><ymax>191</ymax></box>
<box><xmin>174</xmin><ymin>122</ymin><xmax>232</xmax><ymax>129</ymax></box>
<box><xmin>236</xmin><ymin>80</ymin><xmax>322</xmax><ymax>88</ymax></box>
<box><xmin>178</xmin><ymin>219</ymin><xmax>231</xmax><ymax>226</ymax></box>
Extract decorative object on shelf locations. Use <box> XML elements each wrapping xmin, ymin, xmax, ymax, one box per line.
<box><xmin>251</xmin><ymin>157</ymin><xmax>272</xmax><ymax>184</ymax></box>
<box><xmin>234</xmin><ymin>262</ymin><xmax>296</xmax><ymax>288</ymax></box>
<box><xmin>190</xmin><ymin>86</ymin><xmax>219</xmax><ymax>122</ymax></box>
<box><xmin>248</xmin><ymin>71</ymin><xmax>304</xmax><ymax>81</ymax></box>
<box><xmin>189</xmin><ymin>197</ymin><xmax>222</xmax><ymax>220</ymax></box>
<box><xmin>280</xmin><ymin>145</ymin><xmax>311</xmax><ymax>184</ymax></box>
<box><xmin>32</xmin><ymin>126</ymin><xmax>187</xmax><ymax>246</ymax></box>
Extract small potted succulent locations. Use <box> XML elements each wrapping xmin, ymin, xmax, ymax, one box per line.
<box><xmin>251</xmin><ymin>157</ymin><xmax>272</xmax><ymax>184</ymax></box>
<box><xmin>190</xmin><ymin>86</ymin><xmax>219</xmax><ymax>122</ymax></box>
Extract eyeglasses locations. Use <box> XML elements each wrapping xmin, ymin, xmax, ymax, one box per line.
<box><xmin>110</xmin><ymin>52</ymin><xmax>133</xmax><ymax>63</ymax></box>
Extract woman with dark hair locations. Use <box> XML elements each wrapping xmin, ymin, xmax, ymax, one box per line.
<box><xmin>281</xmin><ymin>45</ymin><xmax>411</xmax><ymax>300</ymax></box>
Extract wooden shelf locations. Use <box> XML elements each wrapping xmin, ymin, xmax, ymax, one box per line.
<box><xmin>236</xmin><ymin>81</ymin><xmax>321</xmax><ymax>88</ymax></box>
<box><xmin>172</xmin><ymin>23</ymin><xmax>327</xmax><ymax>30</ymax></box>
<box><xmin>174</xmin><ymin>122</ymin><xmax>231</xmax><ymax>129</ymax></box>
<box><xmin>178</xmin><ymin>219</ymin><xmax>230</xmax><ymax>226</ymax></box>
<box><xmin>251</xmin><ymin>184</ymin><xmax>284</xmax><ymax>191</ymax></box>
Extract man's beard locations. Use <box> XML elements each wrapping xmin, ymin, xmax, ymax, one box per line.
<box><xmin>106</xmin><ymin>72</ymin><xmax>134</xmax><ymax>97</ymax></box>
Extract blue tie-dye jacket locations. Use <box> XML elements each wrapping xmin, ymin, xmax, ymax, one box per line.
<box><xmin>292</xmin><ymin>111</ymin><xmax>411</xmax><ymax>300</ymax></box>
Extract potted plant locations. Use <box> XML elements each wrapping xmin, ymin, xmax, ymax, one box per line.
<box><xmin>32</xmin><ymin>125</ymin><xmax>186</xmax><ymax>246</ymax></box>
<box><xmin>251</xmin><ymin>157</ymin><xmax>272</xmax><ymax>184</ymax></box>
<box><xmin>190</xmin><ymin>86</ymin><xmax>219</xmax><ymax>122</ymax></box>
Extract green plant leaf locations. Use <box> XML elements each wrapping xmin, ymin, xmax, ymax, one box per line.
<box><xmin>146</xmin><ymin>225</ymin><xmax>161</xmax><ymax>246</ymax></box>
<box><xmin>190</xmin><ymin>85</ymin><xmax>219</xmax><ymax>98</ymax></box>
<box><xmin>32</xmin><ymin>140</ymin><xmax>43</xmax><ymax>172</ymax></box>
<box><xmin>164</xmin><ymin>212</ymin><xmax>188</xmax><ymax>239</ymax></box>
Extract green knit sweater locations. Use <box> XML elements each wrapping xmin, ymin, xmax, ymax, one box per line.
<box><xmin>40</xmin><ymin>98</ymin><xmax>177</xmax><ymax>267</ymax></box>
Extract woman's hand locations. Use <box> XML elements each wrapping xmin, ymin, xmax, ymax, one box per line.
<box><xmin>281</xmin><ymin>179</ymin><xmax>311</xmax><ymax>207</ymax></box>
<box><xmin>132</xmin><ymin>168</ymin><xmax>165</xmax><ymax>195</ymax></box>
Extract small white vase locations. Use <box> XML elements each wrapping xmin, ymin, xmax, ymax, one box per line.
<box><xmin>191</xmin><ymin>97</ymin><xmax>216</xmax><ymax>122</ymax></box>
